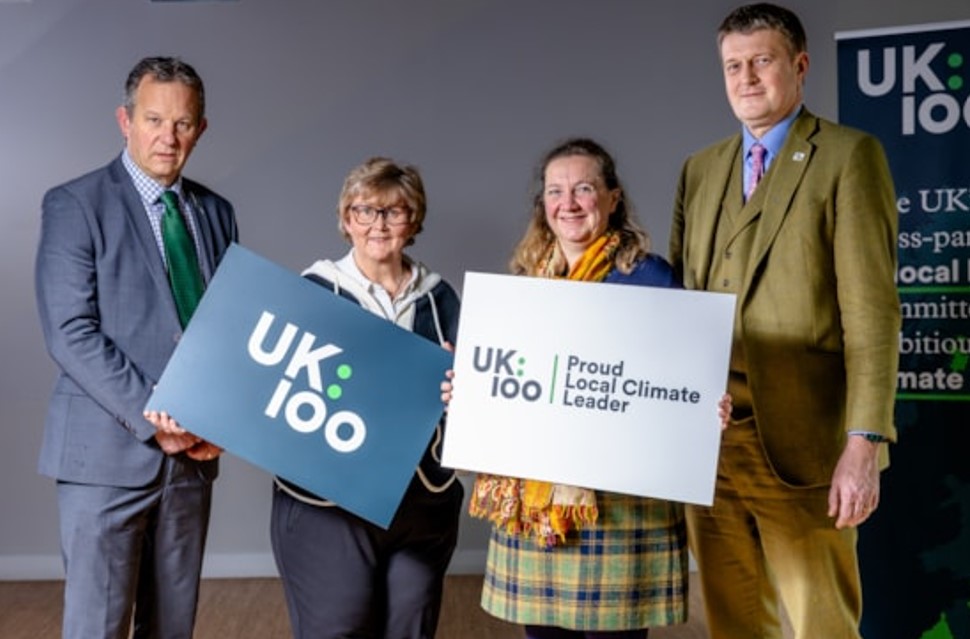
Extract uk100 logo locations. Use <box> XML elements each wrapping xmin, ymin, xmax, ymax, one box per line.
<box><xmin>472</xmin><ymin>345</ymin><xmax>544</xmax><ymax>402</ymax></box>
<box><xmin>855</xmin><ymin>39</ymin><xmax>969</xmax><ymax>135</ymax></box>
<box><xmin>247</xmin><ymin>311</ymin><xmax>366</xmax><ymax>453</ymax></box>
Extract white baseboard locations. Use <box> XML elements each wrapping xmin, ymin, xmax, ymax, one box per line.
<box><xmin>200</xmin><ymin>553</ymin><xmax>279</xmax><ymax>578</ymax></box>
<box><xmin>0</xmin><ymin>549</ymin><xmax>492</xmax><ymax>581</ymax></box>
<box><xmin>447</xmin><ymin>549</ymin><xmax>488</xmax><ymax>574</ymax></box>
<box><xmin>0</xmin><ymin>555</ymin><xmax>64</xmax><ymax>580</ymax></box>
<box><xmin>1</xmin><ymin>549</ymin><xmax>685</xmax><ymax>581</ymax></box>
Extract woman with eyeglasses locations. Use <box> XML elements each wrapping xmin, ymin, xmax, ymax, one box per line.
<box><xmin>270</xmin><ymin>157</ymin><xmax>463</xmax><ymax>639</ymax></box>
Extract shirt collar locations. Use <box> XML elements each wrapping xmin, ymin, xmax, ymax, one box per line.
<box><xmin>121</xmin><ymin>149</ymin><xmax>184</xmax><ymax>206</ymax></box>
<box><xmin>743</xmin><ymin>104</ymin><xmax>802</xmax><ymax>164</ymax></box>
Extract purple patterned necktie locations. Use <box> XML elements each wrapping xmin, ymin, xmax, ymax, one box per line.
<box><xmin>746</xmin><ymin>142</ymin><xmax>766</xmax><ymax>201</ymax></box>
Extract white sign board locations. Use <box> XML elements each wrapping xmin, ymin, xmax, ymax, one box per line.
<box><xmin>441</xmin><ymin>272</ymin><xmax>736</xmax><ymax>506</ymax></box>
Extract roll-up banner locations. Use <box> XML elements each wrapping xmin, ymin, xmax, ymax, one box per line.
<box><xmin>837</xmin><ymin>21</ymin><xmax>970</xmax><ymax>639</ymax></box>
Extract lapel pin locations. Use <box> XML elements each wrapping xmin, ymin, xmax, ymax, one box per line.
<box><xmin>792</xmin><ymin>151</ymin><xmax>806</xmax><ymax>161</ymax></box>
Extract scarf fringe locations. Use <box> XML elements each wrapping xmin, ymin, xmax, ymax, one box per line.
<box><xmin>468</xmin><ymin>231</ymin><xmax>618</xmax><ymax>548</ymax></box>
<box><xmin>469</xmin><ymin>475</ymin><xmax>599</xmax><ymax>549</ymax></box>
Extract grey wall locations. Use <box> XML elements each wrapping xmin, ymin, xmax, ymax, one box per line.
<box><xmin>1</xmin><ymin>0</ymin><xmax>965</xmax><ymax>579</ymax></box>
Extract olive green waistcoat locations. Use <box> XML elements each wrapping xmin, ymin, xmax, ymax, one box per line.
<box><xmin>707</xmin><ymin>153</ymin><xmax>772</xmax><ymax>415</ymax></box>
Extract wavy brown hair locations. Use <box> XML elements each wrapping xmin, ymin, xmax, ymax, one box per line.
<box><xmin>509</xmin><ymin>137</ymin><xmax>650</xmax><ymax>276</ymax></box>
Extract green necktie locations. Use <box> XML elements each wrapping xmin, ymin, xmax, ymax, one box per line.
<box><xmin>160</xmin><ymin>190</ymin><xmax>204</xmax><ymax>328</ymax></box>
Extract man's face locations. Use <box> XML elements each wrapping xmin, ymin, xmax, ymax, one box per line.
<box><xmin>116</xmin><ymin>76</ymin><xmax>206</xmax><ymax>186</ymax></box>
<box><xmin>720</xmin><ymin>28</ymin><xmax>808</xmax><ymax>138</ymax></box>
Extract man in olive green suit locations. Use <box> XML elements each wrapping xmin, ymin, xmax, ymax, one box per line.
<box><xmin>669</xmin><ymin>4</ymin><xmax>899</xmax><ymax>638</ymax></box>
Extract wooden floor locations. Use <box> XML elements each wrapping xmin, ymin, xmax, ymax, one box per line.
<box><xmin>0</xmin><ymin>573</ymin><xmax>791</xmax><ymax>638</ymax></box>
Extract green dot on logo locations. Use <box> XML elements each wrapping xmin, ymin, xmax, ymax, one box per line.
<box><xmin>337</xmin><ymin>364</ymin><xmax>352</xmax><ymax>380</ymax></box>
<box><xmin>518</xmin><ymin>357</ymin><xmax>526</xmax><ymax>365</ymax></box>
<box><xmin>327</xmin><ymin>384</ymin><xmax>342</xmax><ymax>400</ymax></box>
<box><xmin>948</xmin><ymin>75</ymin><xmax>964</xmax><ymax>91</ymax></box>
<box><xmin>517</xmin><ymin>369</ymin><xmax>524</xmax><ymax>377</ymax></box>
<box><xmin>947</xmin><ymin>52</ymin><xmax>963</xmax><ymax>68</ymax></box>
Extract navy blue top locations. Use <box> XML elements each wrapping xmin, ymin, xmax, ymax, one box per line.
<box><xmin>603</xmin><ymin>253</ymin><xmax>681</xmax><ymax>289</ymax></box>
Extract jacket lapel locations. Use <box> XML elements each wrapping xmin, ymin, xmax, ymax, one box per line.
<box><xmin>692</xmin><ymin>136</ymin><xmax>741</xmax><ymax>290</ymax></box>
<box><xmin>185</xmin><ymin>188</ymin><xmax>216</xmax><ymax>281</ymax></box>
<box><xmin>109</xmin><ymin>156</ymin><xmax>182</xmax><ymax>321</ymax></box>
<box><xmin>742</xmin><ymin>110</ymin><xmax>817</xmax><ymax>293</ymax></box>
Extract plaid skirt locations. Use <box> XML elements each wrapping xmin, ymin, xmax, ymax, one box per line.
<box><xmin>480</xmin><ymin>492</ymin><xmax>687</xmax><ymax>630</ymax></box>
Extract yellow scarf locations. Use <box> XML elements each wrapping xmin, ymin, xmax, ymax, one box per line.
<box><xmin>468</xmin><ymin>231</ymin><xmax>620</xmax><ymax>548</ymax></box>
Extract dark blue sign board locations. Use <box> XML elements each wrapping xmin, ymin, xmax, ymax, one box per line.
<box><xmin>146</xmin><ymin>244</ymin><xmax>452</xmax><ymax>528</ymax></box>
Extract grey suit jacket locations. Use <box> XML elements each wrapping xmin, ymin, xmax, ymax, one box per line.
<box><xmin>35</xmin><ymin>154</ymin><xmax>238</xmax><ymax>487</ymax></box>
<box><xmin>670</xmin><ymin>109</ymin><xmax>900</xmax><ymax>486</ymax></box>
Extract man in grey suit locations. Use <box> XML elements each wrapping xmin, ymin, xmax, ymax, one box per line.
<box><xmin>670</xmin><ymin>4</ymin><xmax>899</xmax><ymax>638</ymax></box>
<box><xmin>35</xmin><ymin>57</ymin><xmax>238</xmax><ymax>639</ymax></box>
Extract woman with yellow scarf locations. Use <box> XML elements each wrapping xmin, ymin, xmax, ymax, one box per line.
<box><xmin>460</xmin><ymin>138</ymin><xmax>709</xmax><ymax>639</ymax></box>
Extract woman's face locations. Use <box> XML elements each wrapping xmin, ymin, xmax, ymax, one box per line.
<box><xmin>543</xmin><ymin>155</ymin><xmax>619</xmax><ymax>261</ymax></box>
<box><xmin>342</xmin><ymin>191</ymin><xmax>416</xmax><ymax>268</ymax></box>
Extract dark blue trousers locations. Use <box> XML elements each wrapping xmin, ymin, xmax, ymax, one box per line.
<box><xmin>58</xmin><ymin>455</ymin><xmax>212</xmax><ymax>639</ymax></box>
<box><xmin>271</xmin><ymin>478</ymin><xmax>463</xmax><ymax>639</ymax></box>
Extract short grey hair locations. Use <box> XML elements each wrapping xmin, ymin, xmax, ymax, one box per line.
<box><xmin>123</xmin><ymin>56</ymin><xmax>205</xmax><ymax>118</ymax></box>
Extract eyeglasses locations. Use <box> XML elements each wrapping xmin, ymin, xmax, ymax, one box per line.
<box><xmin>349</xmin><ymin>204</ymin><xmax>413</xmax><ymax>226</ymax></box>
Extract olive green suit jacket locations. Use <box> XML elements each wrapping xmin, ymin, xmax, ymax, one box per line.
<box><xmin>670</xmin><ymin>109</ymin><xmax>900</xmax><ymax>487</ymax></box>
